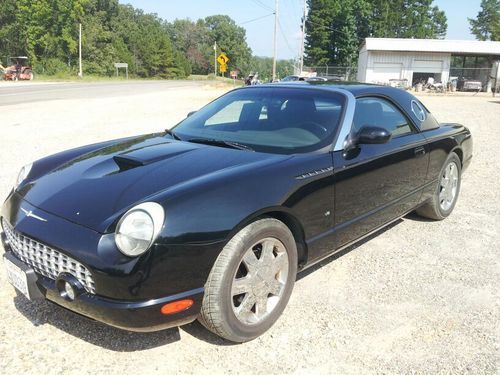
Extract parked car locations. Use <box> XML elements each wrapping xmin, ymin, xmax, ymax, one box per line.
<box><xmin>1</xmin><ymin>83</ymin><xmax>472</xmax><ymax>342</ymax></box>
<box><xmin>306</xmin><ymin>76</ymin><xmax>328</xmax><ymax>82</ymax></box>
<box><xmin>281</xmin><ymin>75</ymin><xmax>302</xmax><ymax>82</ymax></box>
<box><xmin>456</xmin><ymin>77</ymin><xmax>482</xmax><ymax>91</ymax></box>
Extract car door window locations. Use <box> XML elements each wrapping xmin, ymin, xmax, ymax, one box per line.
<box><xmin>353</xmin><ymin>97</ymin><xmax>413</xmax><ymax>137</ymax></box>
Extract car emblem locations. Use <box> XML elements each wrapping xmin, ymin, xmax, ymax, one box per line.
<box><xmin>20</xmin><ymin>207</ymin><xmax>47</xmax><ymax>222</ymax></box>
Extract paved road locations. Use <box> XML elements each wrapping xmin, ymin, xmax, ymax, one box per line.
<box><xmin>0</xmin><ymin>80</ymin><xmax>205</xmax><ymax>106</ymax></box>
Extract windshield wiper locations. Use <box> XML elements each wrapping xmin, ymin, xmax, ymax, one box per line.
<box><xmin>187</xmin><ymin>138</ymin><xmax>254</xmax><ymax>151</ymax></box>
<box><xmin>164</xmin><ymin>128</ymin><xmax>182</xmax><ymax>140</ymax></box>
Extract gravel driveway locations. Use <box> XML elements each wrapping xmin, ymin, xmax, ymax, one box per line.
<box><xmin>0</xmin><ymin>84</ymin><xmax>498</xmax><ymax>374</ymax></box>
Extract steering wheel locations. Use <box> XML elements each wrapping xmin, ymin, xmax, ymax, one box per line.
<box><xmin>298</xmin><ymin>121</ymin><xmax>328</xmax><ymax>138</ymax></box>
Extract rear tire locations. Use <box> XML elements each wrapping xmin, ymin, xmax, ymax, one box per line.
<box><xmin>416</xmin><ymin>152</ymin><xmax>461</xmax><ymax>220</ymax></box>
<box><xmin>199</xmin><ymin>218</ymin><xmax>297</xmax><ymax>342</ymax></box>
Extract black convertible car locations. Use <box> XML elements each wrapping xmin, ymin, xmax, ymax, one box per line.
<box><xmin>1</xmin><ymin>83</ymin><xmax>472</xmax><ymax>342</ymax></box>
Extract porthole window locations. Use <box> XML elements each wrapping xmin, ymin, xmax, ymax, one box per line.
<box><xmin>411</xmin><ymin>100</ymin><xmax>426</xmax><ymax>122</ymax></box>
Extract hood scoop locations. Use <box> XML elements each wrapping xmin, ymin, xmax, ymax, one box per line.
<box><xmin>113</xmin><ymin>155</ymin><xmax>145</xmax><ymax>171</ymax></box>
<box><xmin>113</xmin><ymin>141</ymin><xmax>197</xmax><ymax>171</ymax></box>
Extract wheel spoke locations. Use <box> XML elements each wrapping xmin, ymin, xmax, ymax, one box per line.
<box><xmin>268</xmin><ymin>279</ymin><xmax>283</xmax><ymax>296</ymax></box>
<box><xmin>242</xmin><ymin>249</ymin><xmax>260</xmax><ymax>273</ymax></box>
<box><xmin>237</xmin><ymin>293</ymin><xmax>256</xmax><ymax>315</ymax></box>
<box><xmin>232</xmin><ymin>277</ymin><xmax>252</xmax><ymax>296</ymax></box>
<box><xmin>261</xmin><ymin>240</ymin><xmax>275</xmax><ymax>263</ymax></box>
<box><xmin>272</xmin><ymin>253</ymin><xmax>288</xmax><ymax>274</ymax></box>
<box><xmin>255</xmin><ymin>295</ymin><xmax>268</xmax><ymax>317</ymax></box>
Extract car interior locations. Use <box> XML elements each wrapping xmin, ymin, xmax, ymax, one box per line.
<box><xmin>198</xmin><ymin>95</ymin><xmax>344</xmax><ymax>149</ymax></box>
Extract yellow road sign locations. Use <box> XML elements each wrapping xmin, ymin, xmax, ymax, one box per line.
<box><xmin>219</xmin><ymin>63</ymin><xmax>227</xmax><ymax>73</ymax></box>
<box><xmin>217</xmin><ymin>53</ymin><xmax>229</xmax><ymax>65</ymax></box>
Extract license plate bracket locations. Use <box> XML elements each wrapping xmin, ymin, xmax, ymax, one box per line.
<box><xmin>3</xmin><ymin>252</ymin><xmax>44</xmax><ymax>300</ymax></box>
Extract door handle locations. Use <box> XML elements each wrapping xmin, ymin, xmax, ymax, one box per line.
<box><xmin>414</xmin><ymin>146</ymin><xmax>426</xmax><ymax>157</ymax></box>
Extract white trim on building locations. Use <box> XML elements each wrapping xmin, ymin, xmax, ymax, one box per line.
<box><xmin>357</xmin><ymin>38</ymin><xmax>500</xmax><ymax>86</ymax></box>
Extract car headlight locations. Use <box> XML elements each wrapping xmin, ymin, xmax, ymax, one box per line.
<box><xmin>115</xmin><ymin>202</ymin><xmax>165</xmax><ymax>257</ymax></box>
<box><xmin>15</xmin><ymin>163</ymin><xmax>33</xmax><ymax>190</ymax></box>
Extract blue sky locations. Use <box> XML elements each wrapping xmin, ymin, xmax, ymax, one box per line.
<box><xmin>119</xmin><ymin>0</ymin><xmax>481</xmax><ymax>59</ymax></box>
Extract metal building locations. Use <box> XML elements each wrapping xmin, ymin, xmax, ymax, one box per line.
<box><xmin>357</xmin><ymin>38</ymin><xmax>500</xmax><ymax>89</ymax></box>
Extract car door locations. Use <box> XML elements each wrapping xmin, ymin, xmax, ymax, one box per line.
<box><xmin>332</xmin><ymin>96</ymin><xmax>429</xmax><ymax>248</ymax></box>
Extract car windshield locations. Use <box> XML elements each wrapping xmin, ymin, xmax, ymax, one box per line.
<box><xmin>173</xmin><ymin>87</ymin><xmax>345</xmax><ymax>154</ymax></box>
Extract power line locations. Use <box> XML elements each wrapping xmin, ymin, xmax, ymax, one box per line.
<box><xmin>240</xmin><ymin>12</ymin><xmax>275</xmax><ymax>25</ymax></box>
<box><xmin>278</xmin><ymin>19</ymin><xmax>296</xmax><ymax>56</ymax></box>
<box><xmin>250</xmin><ymin>0</ymin><xmax>275</xmax><ymax>12</ymax></box>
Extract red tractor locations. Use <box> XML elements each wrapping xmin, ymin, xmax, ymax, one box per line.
<box><xmin>1</xmin><ymin>56</ymin><xmax>34</xmax><ymax>81</ymax></box>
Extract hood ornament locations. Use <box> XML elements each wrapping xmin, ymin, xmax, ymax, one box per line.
<box><xmin>20</xmin><ymin>207</ymin><xmax>47</xmax><ymax>222</ymax></box>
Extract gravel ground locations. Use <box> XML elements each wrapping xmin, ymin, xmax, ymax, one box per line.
<box><xmin>0</xmin><ymin>84</ymin><xmax>498</xmax><ymax>374</ymax></box>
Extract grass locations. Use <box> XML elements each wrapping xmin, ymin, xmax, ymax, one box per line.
<box><xmin>20</xmin><ymin>73</ymin><xmax>242</xmax><ymax>86</ymax></box>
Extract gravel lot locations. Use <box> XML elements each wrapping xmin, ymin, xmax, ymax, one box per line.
<box><xmin>0</xmin><ymin>83</ymin><xmax>498</xmax><ymax>374</ymax></box>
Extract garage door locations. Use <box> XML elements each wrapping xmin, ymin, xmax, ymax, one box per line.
<box><xmin>412</xmin><ymin>60</ymin><xmax>443</xmax><ymax>73</ymax></box>
<box><xmin>372</xmin><ymin>63</ymin><xmax>402</xmax><ymax>82</ymax></box>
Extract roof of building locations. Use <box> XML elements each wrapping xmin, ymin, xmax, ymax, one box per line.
<box><xmin>362</xmin><ymin>38</ymin><xmax>500</xmax><ymax>55</ymax></box>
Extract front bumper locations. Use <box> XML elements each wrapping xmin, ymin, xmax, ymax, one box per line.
<box><xmin>2</xmin><ymin>249</ymin><xmax>204</xmax><ymax>332</ymax></box>
<box><xmin>0</xmin><ymin>194</ymin><xmax>218</xmax><ymax>332</ymax></box>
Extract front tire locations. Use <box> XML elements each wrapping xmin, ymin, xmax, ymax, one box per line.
<box><xmin>199</xmin><ymin>218</ymin><xmax>298</xmax><ymax>342</ymax></box>
<box><xmin>416</xmin><ymin>152</ymin><xmax>461</xmax><ymax>220</ymax></box>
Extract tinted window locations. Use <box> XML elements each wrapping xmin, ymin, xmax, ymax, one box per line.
<box><xmin>353</xmin><ymin>97</ymin><xmax>413</xmax><ymax>137</ymax></box>
<box><xmin>174</xmin><ymin>88</ymin><xmax>345</xmax><ymax>154</ymax></box>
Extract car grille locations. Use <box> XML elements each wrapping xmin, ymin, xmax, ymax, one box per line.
<box><xmin>1</xmin><ymin>220</ymin><xmax>96</xmax><ymax>294</ymax></box>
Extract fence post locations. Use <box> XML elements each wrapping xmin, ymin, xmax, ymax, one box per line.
<box><xmin>494</xmin><ymin>62</ymin><xmax>499</xmax><ymax>98</ymax></box>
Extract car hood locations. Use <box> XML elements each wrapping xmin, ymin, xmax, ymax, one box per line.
<box><xmin>19</xmin><ymin>134</ymin><xmax>286</xmax><ymax>233</ymax></box>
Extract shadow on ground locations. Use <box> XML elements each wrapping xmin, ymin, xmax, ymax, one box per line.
<box><xmin>13</xmin><ymin>294</ymin><xmax>180</xmax><ymax>351</ymax></box>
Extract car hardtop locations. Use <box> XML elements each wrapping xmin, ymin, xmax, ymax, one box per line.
<box><xmin>237</xmin><ymin>82</ymin><xmax>435</xmax><ymax>131</ymax></box>
<box><xmin>240</xmin><ymin>81</ymin><xmax>418</xmax><ymax>102</ymax></box>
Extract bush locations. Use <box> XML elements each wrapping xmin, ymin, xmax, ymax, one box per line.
<box><xmin>38</xmin><ymin>58</ymin><xmax>73</xmax><ymax>76</ymax></box>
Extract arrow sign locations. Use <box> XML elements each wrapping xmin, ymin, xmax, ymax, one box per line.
<box><xmin>217</xmin><ymin>53</ymin><xmax>229</xmax><ymax>65</ymax></box>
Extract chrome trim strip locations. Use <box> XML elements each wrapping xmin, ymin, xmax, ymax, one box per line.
<box><xmin>295</xmin><ymin>166</ymin><xmax>333</xmax><ymax>180</ymax></box>
<box><xmin>332</xmin><ymin>88</ymin><xmax>356</xmax><ymax>151</ymax></box>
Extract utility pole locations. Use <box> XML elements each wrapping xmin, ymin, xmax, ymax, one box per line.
<box><xmin>214</xmin><ymin>41</ymin><xmax>217</xmax><ymax>77</ymax></box>
<box><xmin>78</xmin><ymin>23</ymin><xmax>83</xmax><ymax>78</ymax></box>
<box><xmin>272</xmin><ymin>0</ymin><xmax>279</xmax><ymax>81</ymax></box>
<box><xmin>299</xmin><ymin>0</ymin><xmax>306</xmax><ymax>74</ymax></box>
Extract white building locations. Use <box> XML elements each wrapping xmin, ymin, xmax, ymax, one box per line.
<box><xmin>357</xmin><ymin>38</ymin><xmax>500</xmax><ymax>88</ymax></box>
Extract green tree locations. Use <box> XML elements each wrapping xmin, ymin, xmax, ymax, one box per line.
<box><xmin>305</xmin><ymin>0</ymin><xmax>371</xmax><ymax>66</ymax></box>
<box><xmin>167</xmin><ymin>19</ymin><xmax>211</xmax><ymax>74</ymax></box>
<box><xmin>0</xmin><ymin>2</ymin><xmax>245</xmax><ymax>78</ymax></box>
<box><xmin>305</xmin><ymin>0</ymin><xmax>448</xmax><ymax>66</ymax></box>
<box><xmin>469</xmin><ymin>0</ymin><xmax>500</xmax><ymax>41</ymax></box>
<box><xmin>203</xmin><ymin>15</ymin><xmax>252</xmax><ymax>74</ymax></box>
<box><xmin>370</xmin><ymin>0</ymin><xmax>446</xmax><ymax>39</ymax></box>
<box><xmin>247</xmin><ymin>56</ymin><xmax>295</xmax><ymax>82</ymax></box>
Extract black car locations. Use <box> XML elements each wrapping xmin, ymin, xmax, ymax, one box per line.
<box><xmin>1</xmin><ymin>83</ymin><xmax>472</xmax><ymax>342</ymax></box>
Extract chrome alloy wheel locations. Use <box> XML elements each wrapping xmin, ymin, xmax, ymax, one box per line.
<box><xmin>231</xmin><ymin>237</ymin><xmax>289</xmax><ymax>325</ymax></box>
<box><xmin>439</xmin><ymin>161</ymin><xmax>459</xmax><ymax>211</ymax></box>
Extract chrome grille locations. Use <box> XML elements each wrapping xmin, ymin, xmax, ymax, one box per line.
<box><xmin>1</xmin><ymin>220</ymin><xmax>96</xmax><ymax>294</ymax></box>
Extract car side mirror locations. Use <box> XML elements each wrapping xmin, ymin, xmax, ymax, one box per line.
<box><xmin>187</xmin><ymin>111</ymin><xmax>197</xmax><ymax>117</ymax></box>
<box><xmin>356</xmin><ymin>126</ymin><xmax>392</xmax><ymax>145</ymax></box>
<box><xmin>342</xmin><ymin>126</ymin><xmax>392</xmax><ymax>159</ymax></box>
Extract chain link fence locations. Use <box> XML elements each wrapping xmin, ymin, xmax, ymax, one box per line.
<box><xmin>302</xmin><ymin>66</ymin><xmax>358</xmax><ymax>81</ymax></box>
